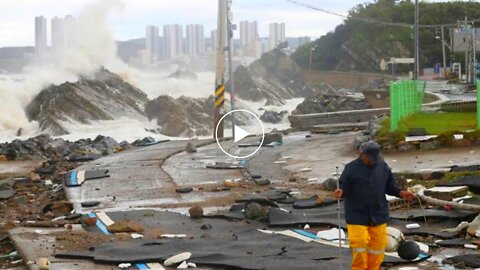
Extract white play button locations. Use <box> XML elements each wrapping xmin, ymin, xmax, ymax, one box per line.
<box><xmin>215</xmin><ymin>109</ymin><xmax>265</xmax><ymax>159</ymax></box>
<box><xmin>234</xmin><ymin>125</ymin><xmax>250</xmax><ymax>143</ymax></box>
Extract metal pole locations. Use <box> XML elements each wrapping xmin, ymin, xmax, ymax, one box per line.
<box><xmin>227</xmin><ymin>0</ymin><xmax>235</xmax><ymax>138</ymax></box>
<box><xmin>214</xmin><ymin>0</ymin><xmax>227</xmax><ymax>139</ymax></box>
<box><xmin>309</xmin><ymin>48</ymin><xmax>313</xmax><ymax>71</ymax></box>
<box><xmin>441</xmin><ymin>26</ymin><xmax>447</xmax><ymax>79</ymax></box>
<box><xmin>465</xmin><ymin>16</ymin><xmax>469</xmax><ymax>84</ymax></box>
<box><xmin>472</xmin><ymin>27</ymin><xmax>476</xmax><ymax>84</ymax></box>
<box><xmin>336</xmin><ymin>166</ymin><xmax>343</xmax><ymax>270</ymax></box>
<box><xmin>414</xmin><ymin>0</ymin><xmax>419</xmax><ymax>80</ymax></box>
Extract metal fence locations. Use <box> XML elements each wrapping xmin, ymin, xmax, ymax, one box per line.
<box><xmin>390</xmin><ymin>80</ymin><xmax>480</xmax><ymax>134</ymax></box>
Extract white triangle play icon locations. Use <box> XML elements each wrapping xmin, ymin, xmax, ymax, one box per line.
<box><xmin>234</xmin><ymin>125</ymin><xmax>250</xmax><ymax>143</ymax></box>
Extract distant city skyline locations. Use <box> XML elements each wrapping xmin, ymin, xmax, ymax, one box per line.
<box><xmin>0</xmin><ymin>0</ymin><xmax>384</xmax><ymax>48</ymax></box>
<box><xmin>33</xmin><ymin>14</ymin><xmax>311</xmax><ymax>64</ymax></box>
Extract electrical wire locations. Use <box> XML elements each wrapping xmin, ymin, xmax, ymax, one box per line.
<box><xmin>286</xmin><ymin>0</ymin><xmax>460</xmax><ymax>28</ymax></box>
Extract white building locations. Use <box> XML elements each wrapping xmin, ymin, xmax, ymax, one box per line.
<box><xmin>239</xmin><ymin>21</ymin><xmax>259</xmax><ymax>56</ymax></box>
<box><xmin>146</xmin><ymin>25</ymin><xmax>159</xmax><ymax>63</ymax></box>
<box><xmin>186</xmin><ymin>24</ymin><xmax>205</xmax><ymax>56</ymax></box>
<box><xmin>163</xmin><ymin>24</ymin><xmax>183</xmax><ymax>59</ymax></box>
<box><xmin>269</xmin><ymin>23</ymin><xmax>286</xmax><ymax>50</ymax></box>
<box><xmin>239</xmin><ymin>21</ymin><xmax>258</xmax><ymax>47</ymax></box>
<box><xmin>51</xmin><ymin>15</ymin><xmax>76</xmax><ymax>53</ymax></box>
<box><xmin>35</xmin><ymin>16</ymin><xmax>47</xmax><ymax>56</ymax></box>
<box><xmin>210</xmin><ymin>29</ymin><xmax>218</xmax><ymax>53</ymax></box>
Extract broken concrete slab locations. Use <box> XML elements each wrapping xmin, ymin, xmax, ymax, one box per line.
<box><xmin>444</xmin><ymin>254</ymin><xmax>480</xmax><ymax>268</ymax></box>
<box><xmin>424</xmin><ymin>186</ymin><xmax>469</xmax><ymax>201</ymax></box>
<box><xmin>0</xmin><ymin>189</ymin><xmax>16</xmax><ymax>200</ymax></box>
<box><xmin>438</xmin><ymin>175</ymin><xmax>480</xmax><ymax>194</ymax></box>
<box><xmin>436</xmin><ymin>238</ymin><xmax>472</xmax><ymax>247</ymax></box>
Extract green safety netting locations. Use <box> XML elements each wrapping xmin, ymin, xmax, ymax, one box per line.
<box><xmin>477</xmin><ymin>81</ymin><xmax>480</xmax><ymax>129</ymax></box>
<box><xmin>390</xmin><ymin>80</ymin><xmax>426</xmax><ymax>132</ymax></box>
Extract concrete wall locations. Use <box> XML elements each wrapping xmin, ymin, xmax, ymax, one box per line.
<box><xmin>289</xmin><ymin>108</ymin><xmax>390</xmax><ymax>129</ymax></box>
<box><xmin>304</xmin><ymin>70</ymin><xmax>395</xmax><ymax>89</ymax></box>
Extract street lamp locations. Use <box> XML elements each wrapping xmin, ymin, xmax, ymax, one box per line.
<box><xmin>436</xmin><ymin>27</ymin><xmax>452</xmax><ymax>79</ymax></box>
<box><xmin>309</xmin><ymin>45</ymin><xmax>318</xmax><ymax>71</ymax></box>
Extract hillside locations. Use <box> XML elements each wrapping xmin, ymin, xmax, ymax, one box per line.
<box><xmin>292</xmin><ymin>0</ymin><xmax>480</xmax><ymax>72</ymax></box>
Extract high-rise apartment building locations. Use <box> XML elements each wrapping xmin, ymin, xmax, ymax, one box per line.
<box><xmin>269</xmin><ymin>23</ymin><xmax>286</xmax><ymax>50</ymax></box>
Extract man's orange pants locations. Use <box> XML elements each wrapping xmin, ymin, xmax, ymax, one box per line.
<box><xmin>347</xmin><ymin>223</ymin><xmax>387</xmax><ymax>270</ymax></box>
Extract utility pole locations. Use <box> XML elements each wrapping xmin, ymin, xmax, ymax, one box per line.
<box><xmin>413</xmin><ymin>0</ymin><xmax>419</xmax><ymax>80</ymax></box>
<box><xmin>472</xmin><ymin>27</ymin><xmax>477</xmax><ymax>84</ymax></box>
<box><xmin>214</xmin><ymin>0</ymin><xmax>227</xmax><ymax>139</ymax></box>
<box><xmin>441</xmin><ymin>26</ymin><xmax>447</xmax><ymax>79</ymax></box>
<box><xmin>227</xmin><ymin>0</ymin><xmax>235</xmax><ymax>138</ymax></box>
<box><xmin>309</xmin><ymin>45</ymin><xmax>317</xmax><ymax>72</ymax></box>
<box><xmin>465</xmin><ymin>16</ymin><xmax>469</xmax><ymax>84</ymax></box>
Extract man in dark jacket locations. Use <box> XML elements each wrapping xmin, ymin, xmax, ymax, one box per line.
<box><xmin>334</xmin><ymin>141</ymin><xmax>414</xmax><ymax>270</ymax></box>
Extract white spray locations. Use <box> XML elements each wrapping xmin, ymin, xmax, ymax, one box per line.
<box><xmin>0</xmin><ymin>0</ymin><xmax>131</xmax><ymax>140</ymax></box>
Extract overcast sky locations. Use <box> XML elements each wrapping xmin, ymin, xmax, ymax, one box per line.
<box><xmin>0</xmin><ymin>0</ymin><xmax>454</xmax><ymax>47</ymax></box>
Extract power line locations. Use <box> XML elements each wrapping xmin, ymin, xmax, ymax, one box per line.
<box><xmin>285</xmin><ymin>0</ymin><xmax>458</xmax><ymax>28</ymax></box>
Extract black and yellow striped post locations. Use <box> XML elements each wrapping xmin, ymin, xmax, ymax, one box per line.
<box><xmin>214</xmin><ymin>82</ymin><xmax>225</xmax><ymax>139</ymax></box>
<box><xmin>215</xmin><ymin>84</ymin><xmax>225</xmax><ymax>108</ymax></box>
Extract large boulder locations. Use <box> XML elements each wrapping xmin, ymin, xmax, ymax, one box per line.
<box><xmin>292</xmin><ymin>92</ymin><xmax>371</xmax><ymax>115</ymax></box>
<box><xmin>233</xmin><ymin>49</ymin><xmax>315</xmax><ymax>104</ymax></box>
<box><xmin>145</xmin><ymin>95</ymin><xmax>214</xmax><ymax>137</ymax></box>
<box><xmin>25</xmin><ymin>68</ymin><xmax>149</xmax><ymax>136</ymax></box>
<box><xmin>260</xmin><ymin>110</ymin><xmax>288</xmax><ymax>124</ymax></box>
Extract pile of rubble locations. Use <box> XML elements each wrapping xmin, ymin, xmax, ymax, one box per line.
<box><xmin>292</xmin><ymin>92</ymin><xmax>371</xmax><ymax>115</ymax></box>
<box><xmin>0</xmin><ymin>134</ymin><xmax>157</xmax><ymax>268</ymax></box>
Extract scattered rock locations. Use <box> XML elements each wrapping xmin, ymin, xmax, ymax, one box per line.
<box><xmin>37</xmin><ymin>257</ymin><xmax>50</xmax><ymax>270</ymax></box>
<box><xmin>419</xmin><ymin>140</ymin><xmax>441</xmax><ymax>151</ymax></box>
<box><xmin>245</xmin><ymin>202</ymin><xmax>270</xmax><ymax>221</ymax></box>
<box><xmin>260</xmin><ymin>110</ymin><xmax>288</xmax><ymax>124</ymax></box>
<box><xmin>81</xmin><ymin>201</ymin><xmax>100</xmax><ymax>208</ymax></box>
<box><xmin>223</xmin><ymin>180</ymin><xmax>240</xmax><ymax>188</ymax></box>
<box><xmin>200</xmin><ymin>224</ymin><xmax>212</xmax><ymax>230</ymax></box>
<box><xmin>176</xmin><ymin>187</ymin><xmax>194</xmax><ymax>194</ymax></box>
<box><xmin>189</xmin><ymin>206</ymin><xmax>204</xmax><ymax>219</ymax></box>
<box><xmin>263</xmin><ymin>132</ymin><xmax>283</xmax><ymax>145</ymax></box>
<box><xmin>398</xmin><ymin>144</ymin><xmax>416</xmax><ymax>152</ymax></box>
<box><xmin>164</xmin><ymin>252</ymin><xmax>192</xmax><ymax>267</ymax></box>
<box><xmin>28</xmin><ymin>172</ymin><xmax>41</xmax><ymax>181</ymax></box>
<box><xmin>107</xmin><ymin>220</ymin><xmax>144</xmax><ymax>233</ymax></box>
<box><xmin>43</xmin><ymin>201</ymin><xmax>73</xmax><ymax>216</ymax></box>
<box><xmin>185</xmin><ymin>142</ymin><xmax>197</xmax><ymax>153</ymax></box>
<box><xmin>254</xmin><ymin>179</ymin><xmax>271</xmax><ymax>186</ymax></box>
